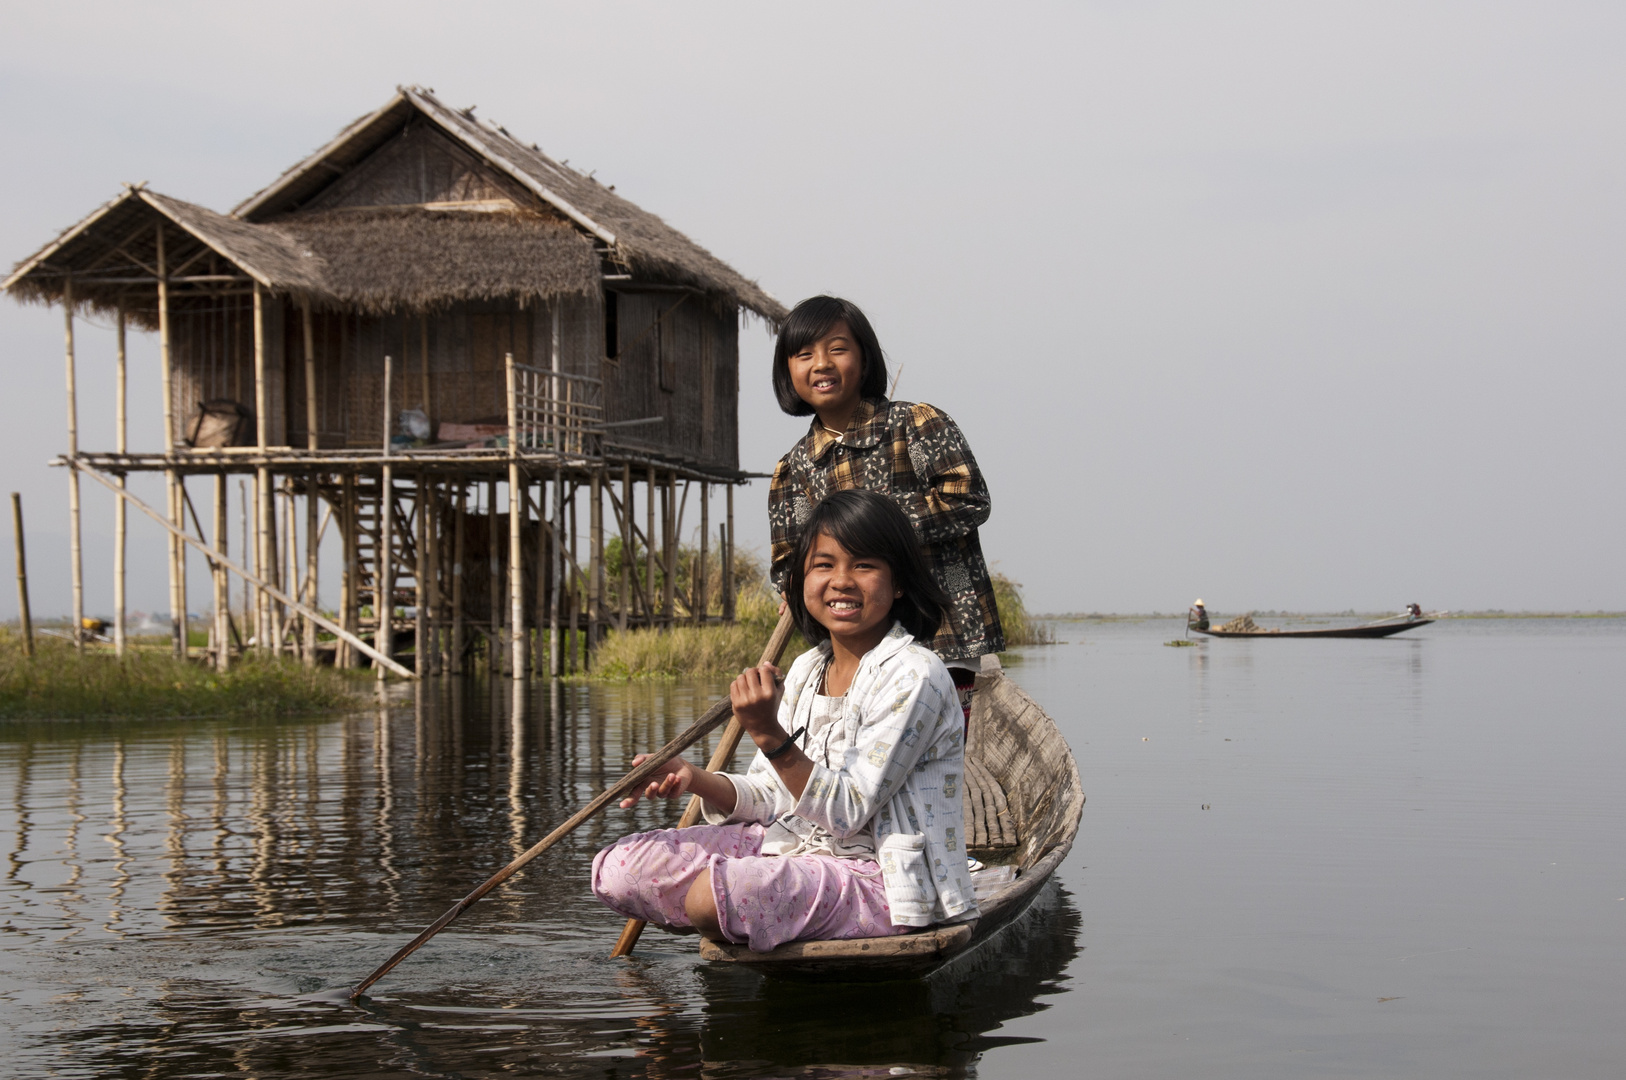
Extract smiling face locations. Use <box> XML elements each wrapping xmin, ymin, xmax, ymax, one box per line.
<box><xmin>801</xmin><ymin>529</ymin><xmax>901</xmax><ymax>653</ymax></box>
<box><xmin>788</xmin><ymin>320</ymin><xmax>866</xmax><ymax>431</ymax></box>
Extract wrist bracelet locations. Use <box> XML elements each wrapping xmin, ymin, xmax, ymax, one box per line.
<box><xmin>763</xmin><ymin>726</ymin><xmax>806</xmax><ymax>761</ymax></box>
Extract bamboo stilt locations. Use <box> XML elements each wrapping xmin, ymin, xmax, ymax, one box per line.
<box><xmin>425</xmin><ymin>481</ymin><xmax>442</xmax><ymax>676</ymax></box>
<box><xmin>506</xmin><ymin>352</ymin><xmax>526</xmax><ymax>679</ymax></box>
<box><xmin>240</xmin><ymin>481</ymin><xmax>253</xmax><ymax>650</ymax></box>
<box><xmin>532</xmin><ymin>481</ymin><xmax>546</xmax><ymax>675</ymax></box>
<box><xmin>550</xmin><ymin>468</ymin><xmax>563</xmax><ymax>678</ymax></box>
<box><xmin>416</xmin><ymin>476</ymin><xmax>428</xmax><ymax>676</ymax></box>
<box><xmin>378</xmin><ymin>465</ymin><xmax>394</xmax><ymax>680</ymax></box>
<box><xmin>662</xmin><ymin>470</ymin><xmax>675</xmax><ymax>623</ymax></box>
<box><xmin>567</xmin><ymin>484</ymin><xmax>579</xmax><ymax>672</ymax></box>
<box><xmin>486</xmin><ymin>479</ymin><xmax>500</xmax><ymax>674</ymax></box>
<box><xmin>588</xmin><ymin>469</ymin><xmax>602</xmax><ymax>661</ymax></box>
<box><xmin>214</xmin><ymin>473</ymin><xmax>229</xmax><ymax>672</ymax></box>
<box><xmin>113</xmin><ymin>302</ymin><xmax>127</xmax><ymax>657</ymax></box>
<box><xmin>63</xmin><ymin>276</ymin><xmax>84</xmax><ymax>654</ymax></box>
<box><xmin>618</xmin><ymin>462</ymin><xmax>631</xmax><ymax>631</ymax></box>
<box><xmin>303</xmin><ymin>303</ymin><xmax>319</xmax><ymax>665</ymax></box>
<box><xmin>341</xmin><ymin>476</ymin><xmax>357</xmax><ymax>668</ymax></box>
<box><xmin>11</xmin><ymin>493</ymin><xmax>33</xmax><ymax>657</ymax></box>
<box><xmin>452</xmin><ymin>481</ymin><xmax>466</xmax><ymax>675</ymax></box>
<box><xmin>156</xmin><ymin>226</ymin><xmax>184</xmax><ymax>660</ymax></box>
<box><xmin>253</xmin><ymin>283</ymin><xmax>273</xmax><ymax>656</ymax></box>
<box><xmin>724</xmin><ymin>483</ymin><xmax>735</xmax><ymax>622</ymax></box>
<box><xmin>645</xmin><ymin>464</ymin><xmax>656</xmax><ymax>625</ymax></box>
<box><xmin>378</xmin><ymin>354</ymin><xmax>394</xmax><ymax>678</ymax></box>
<box><xmin>697</xmin><ymin>481</ymin><xmax>709</xmax><ymax>624</ymax></box>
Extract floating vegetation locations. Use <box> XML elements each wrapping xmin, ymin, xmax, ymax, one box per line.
<box><xmin>0</xmin><ymin>630</ymin><xmax>367</xmax><ymax>721</ymax></box>
<box><xmin>1164</xmin><ymin>639</ymin><xmax>1197</xmax><ymax>647</ymax></box>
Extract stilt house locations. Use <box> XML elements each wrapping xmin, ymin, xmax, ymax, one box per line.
<box><xmin>4</xmin><ymin>86</ymin><xmax>786</xmax><ymax>677</ymax></box>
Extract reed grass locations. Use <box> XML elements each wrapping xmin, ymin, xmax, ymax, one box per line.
<box><xmin>0</xmin><ymin>630</ymin><xmax>367</xmax><ymax>721</ymax></box>
<box><xmin>992</xmin><ymin>573</ymin><xmax>1055</xmax><ymax>647</ymax></box>
<box><xmin>590</xmin><ymin>585</ymin><xmax>809</xmax><ymax>680</ymax></box>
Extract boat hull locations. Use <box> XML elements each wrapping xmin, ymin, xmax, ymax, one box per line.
<box><xmin>1197</xmin><ymin>618</ymin><xmax>1433</xmax><ymax>639</ymax></box>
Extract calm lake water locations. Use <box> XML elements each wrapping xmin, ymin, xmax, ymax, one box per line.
<box><xmin>2</xmin><ymin>617</ymin><xmax>1622</xmax><ymax>1078</ymax></box>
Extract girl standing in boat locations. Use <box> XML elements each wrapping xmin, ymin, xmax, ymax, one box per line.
<box><xmin>768</xmin><ymin>295</ymin><xmax>1003</xmax><ymax>724</ymax></box>
<box><xmin>592</xmin><ymin>490</ymin><xmax>978</xmax><ymax>951</ymax></box>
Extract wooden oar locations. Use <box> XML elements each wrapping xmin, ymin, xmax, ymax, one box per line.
<box><xmin>349</xmin><ymin>609</ymin><xmax>795</xmax><ymax>999</ymax></box>
<box><xmin>610</xmin><ymin>608</ymin><xmax>798</xmax><ymax>958</ymax></box>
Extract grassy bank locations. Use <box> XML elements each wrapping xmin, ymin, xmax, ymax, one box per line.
<box><xmin>0</xmin><ymin>630</ymin><xmax>367</xmax><ymax>721</ymax></box>
<box><xmin>589</xmin><ymin>570</ymin><xmax>1051</xmax><ymax>680</ymax></box>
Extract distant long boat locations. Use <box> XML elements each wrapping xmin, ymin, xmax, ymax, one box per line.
<box><xmin>1195</xmin><ymin>613</ymin><xmax>1443</xmax><ymax>639</ymax></box>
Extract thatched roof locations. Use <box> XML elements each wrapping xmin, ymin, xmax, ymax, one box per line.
<box><xmin>274</xmin><ymin>206</ymin><xmax>599</xmax><ymax>312</ymax></box>
<box><xmin>236</xmin><ymin>86</ymin><xmax>787</xmax><ymax>323</ymax></box>
<box><xmin>2</xmin><ymin>187</ymin><xmax>326</xmax><ymax>327</ymax></box>
<box><xmin>6</xmin><ymin>87</ymin><xmax>785</xmax><ymax>325</ymax></box>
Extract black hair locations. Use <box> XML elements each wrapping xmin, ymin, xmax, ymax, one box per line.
<box><xmin>787</xmin><ymin>489</ymin><xmax>948</xmax><ymax>646</ymax></box>
<box><xmin>771</xmin><ymin>295</ymin><xmax>890</xmax><ymax>416</ymax></box>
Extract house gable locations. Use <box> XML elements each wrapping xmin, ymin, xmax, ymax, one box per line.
<box><xmin>301</xmin><ymin>119</ymin><xmax>532</xmax><ymax>213</ymax></box>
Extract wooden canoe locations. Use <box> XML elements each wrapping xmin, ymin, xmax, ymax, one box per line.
<box><xmin>698</xmin><ymin>656</ymin><xmax>1084</xmax><ymax>980</ymax></box>
<box><xmin>1195</xmin><ymin>617</ymin><xmax>1435</xmax><ymax>639</ymax></box>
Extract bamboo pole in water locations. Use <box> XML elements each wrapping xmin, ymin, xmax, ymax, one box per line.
<box><xmin>63</xmin><ymin>275</ymin><xmax>83</xmax><ymax>654</ymax></box>
<box><xmin>114</xmin><ymin>301</ymin><xmax>127</xmax><ymax>657</ymax></box>
<box><xmin>11</xmin><ymin>493</ymin><xmax>33</xmax><ymax>657</ymax></box>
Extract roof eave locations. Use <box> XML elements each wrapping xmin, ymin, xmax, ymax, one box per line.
<box><xmin>1</xmin><ymin>187</ymin><xmax>141</xmax><ymax>293</ymax></box>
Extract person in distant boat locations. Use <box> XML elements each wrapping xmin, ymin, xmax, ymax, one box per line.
<box><xmin>1406</xmin><ymin>603</ymin><xmax>1422</xmax><ymax>621</ymax></box>
<box><xmin>592</xmin><ymin>491</ymin><xmax>977</xmax><ymax>952</ymax></box>
<box><xmin>1188</xmin><ymin>600</ymin><xmax>1209</xmax><ymax>632</ymax></box>
<box><xmin>767</xmin><ymin>296</ymin><xmax>1002</xmax><ymax>729</ymax></box>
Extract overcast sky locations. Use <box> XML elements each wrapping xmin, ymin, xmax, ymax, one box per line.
<box><xmin>2</xmin><ymin>1</ymin><xmax>1621</xmax><ymax>617</ymax></box>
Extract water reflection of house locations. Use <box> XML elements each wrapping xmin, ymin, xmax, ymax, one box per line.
<box><xmin>5</xmin><ymin>86</ymin><xmax>784</xmax><ymax>676</ymax></box>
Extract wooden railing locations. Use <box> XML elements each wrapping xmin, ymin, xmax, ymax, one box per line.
<box><xmin>508</xmin><ymin>355</ymin><xmax>603</xmax><ymax>459</ymax></box>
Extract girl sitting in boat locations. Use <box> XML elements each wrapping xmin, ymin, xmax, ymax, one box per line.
<box><xmin>591</xmin><ymin>489</ymin><xmax>979</xmax><ymax>952</ymax></box>
<box><xmin>767</xmin><ymin>295</ymin><xmax>1003</xmax><ymax>726</ymax></box>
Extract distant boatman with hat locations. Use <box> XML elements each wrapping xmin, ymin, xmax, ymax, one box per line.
<box><xmin>1187</xmin><ymin>599</ymin><xmax>1209</xmax><ymax>633</ymax></box>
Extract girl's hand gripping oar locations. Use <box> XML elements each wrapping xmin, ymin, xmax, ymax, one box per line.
<box><xmin>349</xmin><ymin>609</ymin><xmax>796</xmax><ymax>1000</ymax></box>
<box><xmin>609</xmin><ymin>608</ymin><xmax>798</xmax><ymax>958</ymax></box>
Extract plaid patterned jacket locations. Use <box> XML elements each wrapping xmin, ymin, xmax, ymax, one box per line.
<box><xmin>769</xmin><ymin>397</ymin><xmax>1005</xmax><ymax>661</ymax></box>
